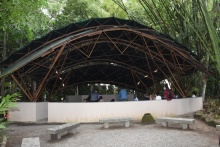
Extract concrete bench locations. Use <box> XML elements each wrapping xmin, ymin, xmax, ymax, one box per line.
<box><xmin>46</xmin><ymin>123</ymin><xmax>80</xmax><ymax>140</ymax></box>
<box><xmin>21</xmin><ymin>137</ymin><xmax>40</xmax><ymax>147</ymax></box>
<box><xmin>156</xmin><ymin>117</ymin><xmax>195</xmax><ymax>129</ymax></box>
<box><xmin>99</xmin><ymin>117</ymin><xmax>132</xmax><ymax>128</ymax></box>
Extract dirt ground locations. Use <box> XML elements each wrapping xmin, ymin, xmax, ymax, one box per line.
<box><xmin>4</xmin><ymin>116</ymin><xmax>220</xmax><ymax>147</ymax></box>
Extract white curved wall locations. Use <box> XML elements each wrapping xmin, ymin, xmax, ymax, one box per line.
<box><xmin>8</xmin><ymin>102</ymin><xmax>48</xmax><ymax>122</ymax></box>
<box><xmin>48</xmin><ymin>97</ymin><xmax>203</xmax><ymax>123</ymax></box>
<box><xmin>8</xmin><ymin>98</ymin><xmax>202</xmax><ymax>122</ymax></box>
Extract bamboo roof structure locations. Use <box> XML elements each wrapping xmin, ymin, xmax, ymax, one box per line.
<box><xmin>0</xmin><ymin>17</ymin><xmax>208</xmax><ymax>101</ymax></box>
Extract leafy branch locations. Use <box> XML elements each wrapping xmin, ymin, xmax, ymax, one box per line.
<box><xmin>0</xmin><ymin>93</ymin><xmax>20</xmax><ymax>129</ymax></box>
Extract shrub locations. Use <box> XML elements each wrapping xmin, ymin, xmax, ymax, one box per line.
<box><xmin>0</xmin><ymin>93</ymin><xmax>20</xmax><ymax>143</ymax></box>
<box><xmin>141</xmin><ymin>113</ymin><xmax>155</xmax><ymax>124</ymax></box>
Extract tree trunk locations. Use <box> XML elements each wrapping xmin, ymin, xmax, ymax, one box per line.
<box><xmin>218</xmin><ymin>83</ymin><xmax>220</xmax><ymax>103</ymax></box>
<box><xmin>201</xmin><ymin>55</ymin><xmax>209</xmax><ymax>101</ymax></box>
<box><xmin>1</xmin><ymin>31</ymin><xmax>6</xmax><ymax>97</ymax></box>
<box><xmin>201</xmin><ymin>77</ymin><xmax>207</xmax><ymax>101</ymax></box>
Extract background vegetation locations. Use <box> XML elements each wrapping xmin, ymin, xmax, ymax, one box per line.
<box><xmin>0</xmin><ymin>0</ymin><xmax>219</xmax><ymax>101</ymax></box>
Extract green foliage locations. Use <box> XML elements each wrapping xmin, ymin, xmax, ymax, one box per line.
<box><xmin>78</xmin><ymin>84</ymin><xmax>91</xmax><ymax>95</ymax></box>
<box><xmin>194</xmin><ymin>98</ymin><xmax>220</xmax><ymax>126</ymax></box>
<box><xmin>141</xmin><ymin>113</ymin><xmax>155</xmax><ymax>124</ymax></box>
<box><xmin>54</xmin><ymin>0</ymin><xmax>114</xmax><ymax>28</ymax></box>
<box><xmin>54</xmin><ymin>0</ymin><xmax>93</xmax><ymax>28</ymax></box>
<box><xmin>113</xmin><ymin>0</ymin><xmax>220</xmax><ymax>98</ymax></box>
<box><xmin>0</xmin><ymin>93</ymin><xmax>20</xmax><ymax>121</ymax></box>
<box><xmin>106</xmin><ymin>85</ymin><xmax>115</xmax><ymax>94</ymax></box>
<box><xmin>197</xmin><ymin>0</ymin><xmax>220</xmax><ymax>75</ymax></box>
<box><xmin>0</xmin><ymin>0</ymin><xmax>50</xmax><ymax>62</ymax></box>
<box><xmin>0</xmin><ymin>93</ymin><xmax>20</xmax><ymax>143</ymax></box>
<box><xmin>0</xmin><ymin>0</ymin><xmax>48</xmax><ymax>34</ymax></box>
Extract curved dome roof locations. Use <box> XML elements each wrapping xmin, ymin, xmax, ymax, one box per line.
<box><xmin>0</xmin><ymin>17</ymin><xmax>208</xmax><ymax>101</ymax></box>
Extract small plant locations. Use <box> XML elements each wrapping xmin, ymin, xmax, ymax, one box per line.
<box><xmin>0</xmin><ymin>93</ymin><xmax>20</xmax><ymax>143</ymax></box>
<box><xmin>141</xmin><ymin>113</ymin><xmax>155</xmax><ymax>124</ymax></box>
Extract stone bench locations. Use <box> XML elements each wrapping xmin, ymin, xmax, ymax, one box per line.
<box><xmin>21</xmin><ymin>137</ymin><xmax>40</xmax><ymax>147</ymax></box>
<box><xmin>46</xmin><ymin>123</ymin><xmax>80</xmax><ymax>140</ymax></box>
<box><xmin>156</xmin><ymin>117</ymin><xmax>195</xmax><ymax>129</ymax></box>
<box><xmin>99</xmin><ymin>117</ymin><xmax>132</xmax><ymax>128</ymax></box>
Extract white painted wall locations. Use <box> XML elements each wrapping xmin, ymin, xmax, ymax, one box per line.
<box><xmin>36</xmin><ymin>102</ymin><xmax>48</xmax><ymax>121</ymax></box>
<box><xmin>8</xmin><ymin>102</ymin><xmax>48</xmax><ymax>122</ymax></box>
<box><xmin>48</xmin><ymin>97</ymin><xmax>203</xmax><ymax>123</ymax></box>
<box><xmin>8</xmin><ymin>98</ymin><xmax>202</xmax><ymax>122</ymax></box>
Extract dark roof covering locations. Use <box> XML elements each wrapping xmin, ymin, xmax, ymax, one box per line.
<box><xmin>0</xmin><ymin>17</ymin><xmax>208</xmax><ymax>94</ymax></box>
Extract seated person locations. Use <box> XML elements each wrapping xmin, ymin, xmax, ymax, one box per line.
<box><xmin>134</xmin><ymin>97</ymin><xmax>139</xmax><ymax>101</ymax></box>
<box><xmin>149</xmin><ymin>93</ymin><xmax>155</xmax><ymax>100</ymax></box>
<box><xmin>118</xmin><ymin>89</ymin><xmax>128</xmax><ymax>101</ymax></box>
<box><xmin>155</xmin><ymin>94</ymin><xmax>162</xmax><ymax>100</ymax></box>
<box><xmin>90</xmin><ymin>90</ymin><xmax>99</xmax><ymax>102</ymax></box>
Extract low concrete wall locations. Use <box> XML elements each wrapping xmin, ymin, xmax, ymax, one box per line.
<box><xmin>48</xmin><ymin>97</ymin><xmax>203</xmax><ymax>123</ymax></box>
<box><xmin>36</xmin><ymin>102</ymin><xmax>48</xmax><ymax>121</ymax></box>
<box><xmin>8</xmin><ymin>98</ymin><xmax>202</xmax><ymax>122</ymax></box>
<box><xmin>66</xmin><ymin>95</ymin><xmax>82</xmax><ymax>102</ymax></box>
<box><xmin>66</xmin><ymin>94</ymin><xmax>135</xmax><ymax>102</ymax></box>
<box><xmin>8</xmin><ymin>102</ymin><xmax>48</xmax><ymax>122</ymax></box>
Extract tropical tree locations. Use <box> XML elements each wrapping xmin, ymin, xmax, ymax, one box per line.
<box><xmin>0</xmin><ymin>0</ymin><xmax>49</xmax><ymax>97</ymax></box>
<box><xmin>112</xmin><ymin>0</ymin><xmax>220</xmax><ymax>99</ymax></box>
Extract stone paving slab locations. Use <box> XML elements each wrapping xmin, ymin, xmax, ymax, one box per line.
<box><xmin>21</xmin><ymin>137</ymin><xmax>40</xmax><ymax>147</ymax></box>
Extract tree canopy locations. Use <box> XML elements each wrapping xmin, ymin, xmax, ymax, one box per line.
<box><xmin>0</xmin><ymin>0</ymin><xmax>219</xmax><ymax>100</ymax></box>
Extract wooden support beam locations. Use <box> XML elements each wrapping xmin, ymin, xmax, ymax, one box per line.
<box><xmin>153</xmin><ymin>42</ymin><xmax>185</xmax><ymax>97</ymax></box>
<box><xmin>33</xmin><ymin>43</ymin><xmax>67</xmax><ymax>102</ymax></box>
<box><xmin>11</xmin><ymin>74</ymin><xmax>33</xmax><ymax>101</ymax></box>
<box><xmin>17</xmin><ymin>71</ymin><xmax>33</xmax><ymax>98</ymax></box>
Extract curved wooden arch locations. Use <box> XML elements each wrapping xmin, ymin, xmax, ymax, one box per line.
<box><xmin>0</xmin><ymin>17</ymin><xmax>208</xmax><ymax>101</ymax></box>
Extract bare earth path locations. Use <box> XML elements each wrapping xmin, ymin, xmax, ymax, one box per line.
<box><xmin>5</xmin><ymin>118</ymin><xmax>219</xmax><ymax>147</ymax></box>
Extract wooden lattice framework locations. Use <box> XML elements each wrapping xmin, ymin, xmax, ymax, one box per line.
<box><xmin>0</xmin><ymin>18</ymin><xmax>208</xmax><ymax>101</ymax></box>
